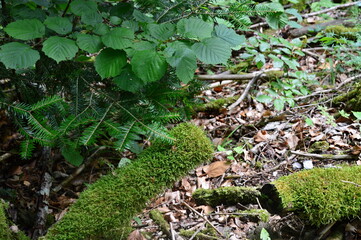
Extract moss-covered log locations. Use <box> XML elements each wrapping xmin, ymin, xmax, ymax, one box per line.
<box><xmin>333</xmin><ymin>82</ymin><xmax>361</xmax><ymax>111</ymax></box>
<box><xmin>262</xmin><ymin>165</ymin><xmax>361</xmax><ymax>226</ymax></box>
<box><xmin>0</xmin><ymin>201</ymin><xmax>29</xmax><ymax>240</ymax></box>
<box><xmin>42</xmin><ymin>123</ymin><xmax>213</xmax><ymax>240</ymax></box>
<box><xmin>192</xmin><ymin>186</ymin><xmax>261</xmax><ymax>207</ymax></box>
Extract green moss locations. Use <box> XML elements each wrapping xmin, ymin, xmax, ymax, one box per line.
<box><xmin>149</xmin><ymin>210</ymin><xmax>170</xmax><ymax>236</ymax></box>
<box><xmin>0</xmin><ymin>201</ymin><xmax>29</xmax><ymax>240</ymax></box>
<box><xmin>333</xmin><ymin>82</ymin><xmax>361</xmax><ymax>111</ymax></box>
<box><xmin>325</xmin><ymin>25</ymin><xmax>359</xmax><ymax>40</ymax></box>
<box><xmin>273</xmin><ymin>165</ymin><xmax>361</xmax><ymax>226</ymax></box>
<box><xmin>264</xmin><ymin>70</ymin><xmax>284</xmax><ymax>80</ymax></box>
<box><xmin>43</xmin><ymin>123</ymin><xmax>213</xmax><ymax>240</ymax></box>
<box><xmin>179</xmin><ymin>224</ymin><xmax>218</xmax><ymax>240</ymax></box>
<box><xmin>308</xmin><ymin>141</ymin><xmax>330</xmax><ymax>153</ymax></box>
<box><xmin>194</xmin><ymin>96</ymin><xmax>238</xmax><ymax>112</ymax></box>
<box><xmin>233</xmin><ymin>209</ymin><xmax>270</xmax><ymax>222</ymax></box>
<box><xmin>192</xmin><ymin>186</ymin><xmax>260</xmax><ymax>207</ymax></box>
<box><xmin>229</xmin><ymin>62</ymin><xmax>250</xmax><ymax>74</ymax></box>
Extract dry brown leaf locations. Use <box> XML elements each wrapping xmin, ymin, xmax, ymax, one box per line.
<box><xmin>284</xmin><ymin>132</ymin><xmax>299</xmax><ymax>150</ymax></box>
<box><xmin>157</xmin><ymin>206</ymin><xmax>171</xmax><ymax>213</ymax></box>
<box><xmin>204</xmin><ymin>161</ymin><xmax>230</xmax><ymax>178</ymax></box>
<box><xmin>197</xmin><ymin>176</ymin><xmax>210</xmax><ymax>189</ymax></box>
<box><xmin>195</xmin><ymin>205</ymin><xmax>214</xmax><ymax>214</ymax></box>
<box><xmin>254</xmin><ymin>130</ymin><xmax>270</xmax><ymax>142</ymax></box>
<box><xmin>127</xmin><ymin>230</ymin><xmax>146</xmax><ymax>240</ymax></box>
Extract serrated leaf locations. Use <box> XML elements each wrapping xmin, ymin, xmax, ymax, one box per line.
<box><xmin>173</xmin><ymin>49</ymin><xmax>197</xmax><ymax>83</ymax></box>
<box><xmin>0</xmin><ymin>42</ymin><xmax>40</xmax><ymax>69</ymax></box>
<box><xmin>70</xmin><ymin>0</ymin><xmax>97</xmax><ymax>16</ymax></box>
<box><xmin>352</xmin><ymin>111</ymin><xmax>361</xmax><ymax>120</ymax></box>
<box><xmin>274</xmin><ymin>98</ymin><xmax>285</xmax><ymax>111</ymax></box>
<box><xmin>95</xmin><ymin>48</ymin><xmax>127</xmax><ymax>79</ymax></box>
<box><xmin>281</xmin><ymin>56</ymin><xmax>299</xmax><ymax>70</ymax></box>
<box><xmin>42</xmin><ymin>36</ymin><xmax>78</xmax><ymax>63</ymax></box>
<box><xmin>269</xmin><ymin>54</ymin><xmax>284</xmax><ymax>68</ymax></box>
<box><xmin>192</xmin><ymin>37</ymin><xmax>231</xmax><ymax>64</ymax></box>
<box><xmin>131</xmin><ymin>50</ymin><xmax>167</xmax><ymax>83</ymax></box>
<box><xmin>44</xmin><ymin>16</ymin><xmax>72</xmax><ymax>35</ymax></box>
<box><xmin>101</xmin><ymin>27</ymin><xmax>134</xmax><ymax>50</ymax></box>
<box><xmin>148</xmin><ymin>23</ymin><xmax>175</xmax><ymax>41</ymax></box>
<box><xmin>93</xmin><ymin>23</ymin><xmax>109</xmax><ymax>35</ymax></box>
<box><xmin>5</xmin><ymin>19</ymin><xmax>45</xmax><ymax>40</ymax></box>
<box><xmin>259</xmin><ymin>42</ymin><xmax>270</xmax><ymax>52</ymax></box>
<box><xmin>81</xmin><ymin>11</ymin><xmax>103</xmax><ymax>26</ymax></box>
<box><xmin>256</xmin><ymin>95</ymin><xmax>273</xmax><ymax>103</ymax></box>
<box><xmin>213</xmin><ymin>24</ymin><xmax>245</xmax><ymax>47</ymax></box>
<box><xmin>76</xmin><ymin>34</ymin><xmax>103</xmax><ymax>53</ymax></box>
<box><xmin>113</xmin><ymin>65</ymin><xmax>145</xmax><ymax>93</ymax></box>
<box><xmin>61</xmin><ymin>145</ymin><xmax>84</xmax><ymax>166</ymax></box>
<box><xmin>177</xmin><ymin>17</ymin><xmax>213</xmax><ymax>40</ymax></box>
<box><xmin>266</xmin><ymin>13</ymin><xmax>289</xmax><ymax>29</ymax></box>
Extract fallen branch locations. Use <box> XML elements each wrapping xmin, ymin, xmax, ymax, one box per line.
<box><xmin>228</xmin><ymin>71</ymin><xmax>263</xmax><ymax>110</ymax></box>
<box><xmin>197</xmin><ymin>68</ymin><xmax>281</xmax><ymax>81</ymax></box>
<box><xmin>182</xmin><ymin>201</ymin><xmax>224</xmax><ymax>238</ymax></box>
<box><xmin>250</xmin><ymin>1</ymin><xmax>361</xmax><ymax>29</ymax></box>
<box><xmin>341</xmin><ymin>180</ymin><xmax>361</xmax><ymax>187</ymax></box>
<box><xmin>0</xmin><ymin>153</ymin><xmax>12</xmax><ymax>162</ymax></box>
<box><xmin>289</xmin><ymin>150</ymin><xmax>358</xmax><ymax>160</ymax></box>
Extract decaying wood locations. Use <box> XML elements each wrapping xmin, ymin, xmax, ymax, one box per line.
<box><xmin>289</xmin><ymin>150</ymin><xmax>358</xmax><ymax>160</ymax></box>
<box><xmin>228</xmin><ymin>71</ymin><xmax>264</xmax><ymax>110</ymax></box>
<box><xmin>289</xmin><ymin>19</ymin><xmax>355</xmax><ymax>38</ymax></box>
<box><xmin>0</xmin><ymin>153</ymin><xmax>11</xmax><ymax>162</ymax></box>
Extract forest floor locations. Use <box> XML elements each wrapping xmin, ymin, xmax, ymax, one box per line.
<box><xmin>1</xmin><ymin>4</ymin><xmax>361</xmax><ymax>240</ymax></box>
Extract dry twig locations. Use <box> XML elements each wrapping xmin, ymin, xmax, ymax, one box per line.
<box><xmin>290</xmin><ymin>150</ymin><xmax>358</xmax><ymax>160</ymax></box>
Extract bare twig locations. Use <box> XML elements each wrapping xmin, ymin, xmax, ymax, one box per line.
<box><xmin>228</xmin><ymin>71</ymin><xmax>264</xmax><ymax>110</ymax></box>
<box><xmin>336</xmin><ymin>74</ymin><xmax>361</xmax><ymax>89</ymax></box>
<box><xmin>182</xmin><ymin>201</ymin><xmax>224</xmax><ymax>237</ymax></box>
<box><xmin>251</xmin><ymin>1</ymin><xmax>361</xmax><ymax>29</ymax></box>
<box><xmin>189</xmin><ymin>225</ymin><xmax>204</xmax><ymax>240</ymax></box>
<box><xmin>52</xmin><ymin>146</ymin><xmax>106</xmax><ymax>193</ymax></box>
<box><xmin>0</xmin><ymin>153</ymin><xmax>12</xmax><ymax>162</ymax></box>
<box><xmin>341</xmin><ymin>180</ymin><xmax>361</xmax><ymax>187</ymax></box>
<box><xmin>209</xmin><ymin>80</ymin><xmax>234</xmax><ymax>88</ymax></box>
<box><xmin>170</xmin><ymin>222</ymin><xmax>176</xmax><ymax>240</ymax></box>
<box><xmin>62</xmin><ymin>0</ymin><xmax>73</xmax><ymax>17</ymax></box>
<box><xmin>197</xmin><ymin>69</ymin><xmax>280</xmax><ymax>81</ymax></box>
<box><xmin>290</xmin><ymin>150</ymin><xmax>358</xmax><ymax>160</ymax></box>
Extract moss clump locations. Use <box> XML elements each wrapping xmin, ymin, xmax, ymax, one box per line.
<box><xmin>192</xmin><ymin>186</ymin><xmax>260</xmax><ymax>207</ymax></box>
<box><xmin>325</xmin><ymin>25</ymin><xmax>359</xmax><ymax>40</ymax></box>
<box><xmin>273</xmin><ymin>165</ymin><xmax>361</xmax><ymax>226</ymax></box>
<box><xmin>233</xmin><ymin>209</ymin><xmax>270</xmax><ymax>223</ymax></box>
<box><xmin>149</xmin><ymin>210</ymin><xmax>170</xmax><ymax>237</ymax></box>
<box><xmin>229</xmin><ymin>62</ymin><xmax>251</xmax><ymax>74</ymax></box>
<box><xmin>308</xmin><ymin>141</ymin><xmax>330</xmax><ymax>153</ymax></box>
<box><xmin>333</xmin><ymin>82</ymin><xmax>361</xmax><ymax>111</ymax></box>
<box><xmin>180</xmin><ymin>224</ymin><xmax>218</xmax><ymax>240</ymax></box>
<box><xmin>0</xmin><ymin>201</ymin><xmax>29</xmax><ymax>240</ymax></box>
<box><xmin>194</xmin><ymin>96</ymin><xmax>238</xmax><ymax>112</ymax></box>
<box><xmin>42</xmin><ymin>123</ymin><xmax>213</xmax><ymax>240</ymax></box>
<box><xmin>264</xmin><ymin>70</ymin><xmax>284</xmax><ymax>80</ymax></box>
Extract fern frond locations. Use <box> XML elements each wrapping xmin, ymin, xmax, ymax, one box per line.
<box><xmin>20</xmin><ymin>139</ymin><xmax>35</xmax><ymax>159</ymax></box>
<box><xmin>111</xmin><ymin>120</ymin><xmax>142</xmax><ymax>152</ymax></box>
<box><xmin>30</xmin><ymin>95</ymin><xmax>63</xmax><ymax>112</ymax></box>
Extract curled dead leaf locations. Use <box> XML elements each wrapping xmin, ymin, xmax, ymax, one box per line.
<box><xmin>204</xmin><ymin>161</ymin><xmax>230</xmax><ymax>178</ymax></box>
<box><xmin>127</xmin><ymin>230</ymin><xmax>146</xmax><ymax>240</ymax></box>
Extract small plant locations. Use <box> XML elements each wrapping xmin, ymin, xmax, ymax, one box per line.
<box><xmin>260</xmin><ymin>228</ymin><xmax>271</xmax><ymax>240</ymax></box>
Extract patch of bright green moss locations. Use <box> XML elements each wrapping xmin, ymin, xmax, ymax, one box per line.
<box><xmin>0</xmin><ymin>201</ymin><xmax>29</xmax><ymax>240</ymax></box>
<box><xmin>333</xmin><ymin>82</ymin><xmax>361</xmax><ymax>111</ymax></box>
<box><xmin>264</xmin><ymin>70</ymin><xmax>284</xmax><ymax>80</ymax></box>
<box><xmin>273</xmin><ymin>165</ymin><xmax>361</xmax><ymax>226</ymax></box>
<box><xmin>325</xmin><ymin>25</ymin><xmax>359</xmax><ymax>40</ymax></box>
<box><xmin>43</xmin><ymin>123</ymin><xmax>213</xmax><ymax>240</ymax></box>
<box><xmin>192</xmin><ymin>186</ymin><xmax>260</xmax><ymax>207</ymax></box>
<box><xmin>308</xmin><ymin>141</ymin><xmax>330</xmax><ymax>153</ymax></box>
<box><xmin>233</xmin><ymin>209</ymin><xmax>270</xmax><ymax>223</ymax></box>
<box><xmin>180</xmin><ymin>224</ymin><xmax>218</xmax><ymax>240</ymax></box>
<box><xmin>194</xmin><ymin>96</ymin><xmax>238</xmax><ymax>112</ymax></box>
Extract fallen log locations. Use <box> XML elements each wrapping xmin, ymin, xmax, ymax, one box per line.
<box><xmin>40</xmin><ymin>123</ymin><xmax>213</xmax><ymax>240</ymax></box>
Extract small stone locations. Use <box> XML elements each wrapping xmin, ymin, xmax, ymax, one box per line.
<box><xmin>303</xmin><ymin>160</ymin><xmax>313</xmax><ymax>169</ymax></box>
<box><xmin>292</xmin><ymin>162</ymin><xmax>302</xmax><ymax>169</ymax></box>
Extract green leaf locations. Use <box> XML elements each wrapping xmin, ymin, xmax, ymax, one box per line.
<box><xmin>61</xmin><ymin>145</ymin><xmax>84</xmax><ymax>166</ymax></box>
<box><xmin>281</xmin><ymin>56</ymin><xmax>299</xmax><ymax>70</ymax></box>
<box><xmin>260</xmin><ymin>228</ymin><xmax>271</xmax><ymax>240</ymax></box>
<box><xmin>256</xmin><ymin>95</ymin><xmax>273</xmax><ymax>103</ymax></box>
<box><xmin>288</xmin><ymin>21</ymin><xmax>303</xmax><ymax>28</ymax></box>
<box><xmin>81</xmin><ymin>12</ymin><xmax>103</xmax><ymax>26</ymax></box>
<box><xmin>70</xmin><ymin>0</ymin><xmax>97</xmax><ymax>16</ymax></box>
<box><xmin>192</xmin><ymin>37</ymin><xmax>231</xmax><ymax>64</ymax></box>
<box><xmin>266</xmin><ymin>13</ymin><xmax>289</xmax><ymax>29</ymax></box>
<box><xmin>76</xmin><ymin>34</ymin><xmax>103</xmax><ymax>53</ymax></box>
<box><xmin>259</xmin><ymin>42</ymin><xmax>271</xmax><ymax>52</ymax></box>
<box><xmin>44</xmin><ymin>16</ymin><xmax>72</xmax><ymax>35</ymax></box>
<box><xmin>285</xmin><ymin>8</ymin><xmax>302</xmax><ymax>22</ymax></box>
<box><xmin>177</xmin><ymin>17</ymin><xmax>213</xmax><ymax>40</ymax></box>
<box><xmin>131</xmin><ymin>50</ymin><xmax>167</xmax><ymax>83</ymax></box>
<box><xmin>269</xmin><ymin>54</ymin><xmax>284</xmax><ymax>68</ymax></box>
<box><xmin>148</xmin><ymin>23</ymin><xmax>175</xmax><ymax>41</ymax></box>
<box><xmin>174</xmin><ymin>49</ymin><xmax>197</xmax><ymax>83</ymax></box>
<box><xmin>352</xmin><ymin>111</ymin><xmax>361</xmax><ymax>120</ymax></box>
<box><xmin>113</xmin><ymin>65</ymin><xmax>145</xmax><ymax>93</ymax></box>
<box><xmin>20</xmin><ymin>139</ymin><xmax>35</xmax><ymax>159</ymax></box>
<box><xmin>42</xmin><ymin>36</ymin><xmax>78</xmax><ymax>63</ymax></box>
<box><xmin>0</xmin><ymin>42</ymin><xmax>40</xmax><ymax>69</ymax></box>
<box><xmin>133</xmin><ymin>9</ymin><xmax>153</xmax><ymax>23</ymax></box>
<box><xmin>305</xmin><ymin>118</ymin><xmax>314</xmax><ymax>126</ymax></box>
<box><xmin>213</xmin><ymin>24</ymin><xmax>245</xmax><ymax>47</ymax></box>
<box><xmin>95</xmin><ymin>48</ymin><xmax>127</xmax><ymax>79</ymax></box>
<box><xmin>110</xmin><ymin>3</ymin><xmax>134</xmax><ymax>19</ymax></box>
<box><xmin>93</xmin><ymin>23</ymin><xmax>109</xmax><ymax>35</ymax></box>
<box><xmin>5</xmin><ymin>19</ymin><xmax>45</xmax><ymax>40</ymax></box>
<box><xmin>255</xmin><ymin>53</ymin><xmax>266</xmax><ymax>68</ymax></box>
<box><xmin>101</xmin><ymin>28</ymin><xmax>134</xmax><ymax>50</ymax></box>
<box><xmin>274</xmin><ymin>98</ymin><xmax>285</xmax><ymax>111</ymax></box>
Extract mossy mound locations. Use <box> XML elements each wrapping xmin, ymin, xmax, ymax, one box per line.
<box><xmin>325</xmin><ymin>25</ymin><xmax>359</xmax><ymax>40</ymax></box>
<box><xmin>192</xmin><ymin>186</ymin><xmax>260</xmax><ymax>207</ymax></box>
<box><xmin>0</xmin><ymin>201</ymin><xmax>29</xmax><ymax>240</ymax></box>
<box><xmin>42</xmin><ymin>123</ymin><xmax>213</xmax><ymax>240</ymax></box>
<box><xmin>273</xmin><ymin>165</ymin><xmax>361</xmax><ymax>226</ymax></box>
<box><xmin>333</xmin><ymin>82</ymin><xmax>361</xmax><ymax>111</ymax></box>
